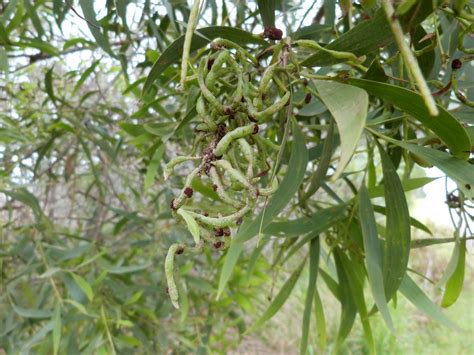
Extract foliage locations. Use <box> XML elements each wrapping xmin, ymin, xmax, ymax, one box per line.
<box><xmin>0</xmin><ymin>0</ymin><xmax>473</xmax><ymax>353</ymax></box>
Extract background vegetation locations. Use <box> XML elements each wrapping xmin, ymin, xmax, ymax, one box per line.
<box><xmin>0</xmin><ymin>0</ymin><xmax>473</xmax><ymax>353</ymax></box>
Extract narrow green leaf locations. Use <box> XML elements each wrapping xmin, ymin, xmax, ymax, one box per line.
<box><xmin>0</xmin><ymin>23</ymin><xmax>9</xmax><ymax>44</ymax></box>
<box><xmin>45</xmin><ymin>67</ymin><xmax>56</xmax><ymax>103</ymax></box>
<box><xmin>115</xmin><ymin>0</ymin><xmax>129</xmax><ymax>32</ymax></box>
<box><xmin>319</xmin><ymin>268</ymin><xmax>341</xmax><ymax>301</ymax></box>
<box><xmin>0</xmin><ymin>47</ymin><xmax>8</xmax><ymax>73</ymax></box>
<box><xmin>378</xmin><ymin>142</ymin><xmax>411</xmax><ymax>299</ymax></box>
<box><xmin>333</xmin><ymin>250</ymin><xmax>357</xmax><ymax>350</ymax></box>
<box><xmin>12</xmin><ymin>304</ymin><xmax>52</xmax><ymax>319</ymax></box>
<box><xmin>257</xmin><ymin>0</ymin><xmax>276</xmax><ymax>28</ymax></box>
<box><xmin>64</xmin><ymin>299</ymin><xmax>90</xmax><ymax>315</ymax></box>
<box><xmin>302</xmin><ymin>120</ymin><xmax>335</xmax><ymax>202</ymax></box>
<box><xmin>79</xmin><ymin>0</ymin><xmax>117</xmax><ymax>58</ymax></box>
<box><xmin>103</xmin><ymin>263</ymin><xmax>151</xmax><ymax>274</ymax></box>
<box><xmin>15</xmin><ymin>40</ymin><xmax>59</xmax><ymax>56</ymax></box>
<box><xmin>52</xmin><ymin>304</ymin><xmax>61</xmax><ymax>355</ymax></box>
<box><xmin>53</xmin><ymin>0</ymin><xmax>67</xmax><ymax>27</ymax></box>
<box><xmin>349</xmin><ymin>78</ymin><xmax>471</xmax><ymax>160</ymax></box>
<box><xmin>143</xmin><ymin>26</ymin><xmax>267</xmax><ymax>93</ymax></box>
<box><xmin>21</xmin><ymin>322</ymin><xmax>54</xmax><ymax>352</ymax></box>
<box><xmin>396</xmin><ymin>0</ymin><xmax>418</xmax><ymax>15</ymax></box>
<box><xmin>1</xmin><ymin>188</ymin><xmax>44</xmax><ymax>219</ymax></box>
<box><xmin>367</xmin><ymin>177</ymin><xmax>438</xmax><ymax>198</ymax></box>
<box><xmin>338</xmin><ymin>251</ymin><xmax>376</xmax><ymax>355</ymax></box>
<box><xmin>24</xmin><ymin>0</ymin><xmax>44</xmax><ymax>37</ymax></box>
<box><xmin>73</xmin><ymin>60</ymin><xmax>100</xmax><ymax>94</ymax></box>
<box><xmin>0</xmin><ymin>0</ymin><xmax>18</xmax><ymax>24</ymax></box>
<box><xmin>410</xmin><ymin>237</ymin><xmax>471</xmax><ymax>249</ymax></box>
<box><xmin>300</xmin><ymin>238</ymin><xmax>320</xmax><ymax>355</ymax></box>
<box><xmin>400</xmin><ymin>274</ymin><xmax>459</xmax><ymax>329</ymax></box>
<box><xmin>71</xmin><ymin>273</ymin><xmax>94</xmax><ymax>302</ymax></box>
<box><xmin>217</xmin><ymin>119</ymin><xmax>308</xmax><ymax>297</ymax></box>
<box><xmin>377</xmin><ymin>138</ymin><xmax>474</xmax><ymax>199</ymax></box>
<box><xmin>314</xmin><ymin>80</ymin><xmax>368</xmax><ymax>180</ymax></box>
<box><xmin>373</xmin><ymin>205</ymin><xmax>432</xmax><ymax>235</ymax></box>
<box><xmin>144</xmin><ymin>144</ymin><xmax>165</xmax><ymax>192</ymax></box>
<box><xmin>265</xmin><ymin>204</ymin><xmax>347</xmax><ymax>237</ymax></box>
<box><xmin>245</xmin><ymin>238</ymin><xmax>268</xmax><ymax>284</ymax></box>
<box><xmin>292</xmin><ymin>24</ymin><xmax>332</xmax><ymax>40</ymax></box>
<box><xmin>246</xmin><ymin>257</ymin><xmax>307</xmax><ymax>333</ymax></box>
<box><xmin>358</xmin><ymin>184</ymin><xmax>395</xmax><ymax>332</ymax></box>
<box><xmin>441</xmin><ymin>239</ymin><xmax>466</xmax><ymax>307</ymax></box>
<box><xmin>314</xmin><ymin>287</ymin><xmax>327</xmax><ymax>351</ymax></box>
<box><xmin>301</xmin><ymin>0</ymin><xmax>433</xmax><ymax>67</ymax></box>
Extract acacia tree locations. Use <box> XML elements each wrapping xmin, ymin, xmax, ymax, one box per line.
<box><xmin>0</xmin><ymin>0</ymin><xmax>473</xmax><ymax>353</ymax></box>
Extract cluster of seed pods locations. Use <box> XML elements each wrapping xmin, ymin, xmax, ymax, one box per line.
<box><xmin>163</xmin><ymin>38</ymin><xmax>289</xmax><ymax>308</ymax></box>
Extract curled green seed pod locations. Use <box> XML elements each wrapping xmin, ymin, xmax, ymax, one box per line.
<box><xmin>164</xmin><ymin>156</ymin><xmax>201</xmax><ymax>180</ymax></box>
<box><xmin>209</xmin><ymin>167</ymin><xmax>244</xmax><ymax>208</ymax></box>
<box><xmin>214</xmin><ymin>125</ymin><xmax>256</xmax><ymax>156</ymax></box>
<box><xmin>177</xmin><ymin>208</ymin><xmax>201</xmax><ymax>244</ymax></box>
<box><xmin>294</xmin><ymin>39</ymin><xmax>361</xmax><ymax>62</ymax></box>
<box><xmin>259</xmin><ymin>61</ymin><xmax>279</xmax><ymax>95</ymax></box>
<box><xmin>254</xmin><ymin>135</ymin><xmax>280</xmax><ymax>152</ymax></box>
<box><xmin>205</xmin><ymin>50</ymin><xmax>231</xmax><ymax>89</ymax></box>
<box><xmin>212</xmin><ymin>38</ymin><xmax>257</xmax><ymax>66</ymax></box>
<box><xmin>186</xmin><ymin>203</ymin><xmax>252</xmax><ymax>227</ymax></box>
<box><xmin>214</xmin><ymin>159</ymin><xmax>254</xmax><ymax>190</ymax></box>
<box><xmin>253</xmin><ymin>91</ymin><xmax>290</xmax><ymax>120</ymax></box>
<box><xmin>237</xmin><ymin>138</ymin><xmax>254</xmax><ymax>178</ymax></box>
<box><xmin>165</xmin><ymin>243</ymin><xmax>185</xmax><ymax>309</ymax></box>
<box><xmin>258</xmin><ymin>177</ymin><xmax>279</xmax><ymax>196</ymax></box>
<box><xmin>231</xmin><ymin>71</ymin><xmax>244</xmax><ymax>106</ymax></box>
<box><xmin>196</xmin><ymin>96</ymin><xmax>217</xmax><ymax>131</ymax></box>
<box><xmin>173</xmin><ymin>167</ymin><xmax>201</xmax><ymax>209</ymax></box>
<box><xmin>198</xmin><ymin>58</ymin><xmax>225</xmax><ymax>112</ymax></box>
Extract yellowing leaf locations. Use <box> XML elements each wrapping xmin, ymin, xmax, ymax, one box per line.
<box><xmin>314</xmin><ymin>80</ymin><xmax>368</xmax><ymax>180</ymax></box>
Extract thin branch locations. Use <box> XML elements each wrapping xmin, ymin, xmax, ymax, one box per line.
<box><xmin>65</xmin><ymin>0</ymin><xmax>101</xmax><ymax>29</ymax></box>
<box><xmin>381</xmin><ymin>0</ymin><xmax>439</xmax><ymax>116</ymax></box>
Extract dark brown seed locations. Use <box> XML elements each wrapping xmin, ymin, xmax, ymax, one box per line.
<box><xmin>224</xmin><ymin>107</ymin><xmax>234</xmax><ymax>116</ymax></box>
<box><xmin>248</xmin><ymin>115</ymin><xmax>258</xmax><ymax>123</ymax></box>
<box><xmin>184</xmin><ymin>187</ymin><xmax>193</xmax><ymax>198</ymax></box>
<box><xmin>305</xmin><ymin>93</ymin><xmax>312</xmax><ymax>104</ymax></box>
<box><xmin>214</xmin><ymin>241</ymin><xmax>223</xmax><ymax>249</ymax></box>
<box><xmin>212</xmin><ymin>184</ymin><xmax>218</xmax><ymax>191</ymax></box>
<box><xmin>203</xmin><ymin>212</ymin><xmax>209</xmax><ymax>217</ymax></box>
<box><xmin>451</xmin><ymin>59</ymin><xmax>462</xmax><ymax>70</ymax></box>
<box><xmin>263</xmin><ymin>26</ymin><xmax>283</xmax><ymax>41</ymax></box>
<box><xmin>207</xmin><ymin>58</ymin><xmax>215</xmax><ymax>70</ymax></box>
<box><xmin>217</xmin><ymin>123</ymin><xmax>227</xmax><ymax>136</ymax></box>
<box><xmin>253</xmin><ymin>124</ymin><xmax>259</xmax><ymax>134</ymax></box>
<box><xmin>302</xmin><ymin>78</ymin><xmax>308</xmax><ymax>86</ymax></box>
<box><xmin>223</xmin><ymin>227</ymin><xmax>231</xmax><ymax>236</ymax></box>
<box><xmin>176</xmin><ymin>247</ymin><xmax>184</xmax><ymax>255</ymax></box>
<box><xmin>214</xmin><ymin>228</ymin><xmax>224</xmax><ymax>237</ymax></box>
<box><xmin>466</xmin><ymin>184</ymin><xmax>471</xmax><ymax>190</ymax></box>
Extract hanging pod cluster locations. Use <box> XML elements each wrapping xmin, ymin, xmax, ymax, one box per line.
<box><xmin>163</xmin><ymin>38</ymin><xmax>290</xmax><ymax>308</ymax></box>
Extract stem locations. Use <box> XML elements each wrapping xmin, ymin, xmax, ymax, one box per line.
<box><xmin>381</xmin><ymin>0</ymin><xmax>439</xmax><ymax>116</ymax></box>
<box><xmin>101</xmin><ymin>305</ymin><xmax>117</xmax><ymax>355</ymax></box>
<box><xmin>180</xmin><ymin>0</ymin><xmax>201</xmax><ymax>90</ymax></box>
